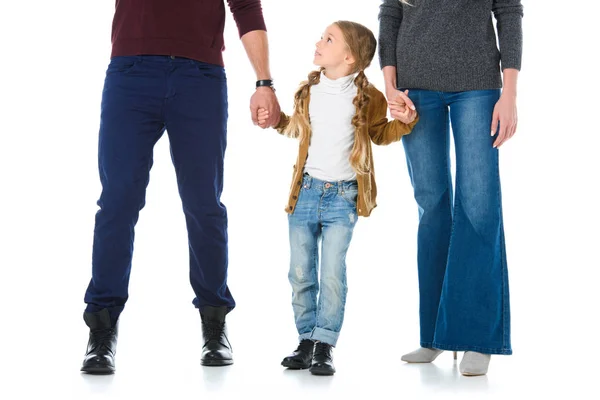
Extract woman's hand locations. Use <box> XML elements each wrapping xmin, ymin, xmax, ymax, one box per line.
<box><xmin>388</xmin><ymin>89</ymin><xmax>417</xmax><ymax>124</ymax></box>
<box><xmin>491</xmin><ymin>93</ymin><xmax>518</xmax><ymax>148</ymax></box>
<box><xmin>386</xmin><ymin>87</ymin><xmax>415</xmax><ymax>112</ymax></box>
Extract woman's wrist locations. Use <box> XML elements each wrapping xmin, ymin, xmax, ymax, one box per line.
<box><xmin>382</xmin><ymin>66</ymin><xmax>398</xmax><ymax>92</ymax></box>
<box><xmin>501</xmin><ymin>88</ymin><xmax>517</xmax><ymax>99</ymax></box>
<box><xmin>501</xmin><ymin>68</ymin><xmax>519</xmax><ymax>98</ymax></box>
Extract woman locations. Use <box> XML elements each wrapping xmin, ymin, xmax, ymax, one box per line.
<box><xmin>378</xmin><ymin>0</ymin><xmax>523</xmax><ymax>376</ymax></box>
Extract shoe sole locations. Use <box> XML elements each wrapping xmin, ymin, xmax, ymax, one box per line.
<box><xmin>281</xmin><ymin>360</ymin><xmax>311</xmax><ymax>369</ymax></box>
<box><xmin>401</xmin><ymin>359</ymin><xmax>435</xmax><ymax>363</ymax></box>
<box><xmin>309</xmin><ymin>368</ymin><xmax>335</xmax><ymax>376</ymax></box>
<box><xmin>201</xmin><ymin>359</ymin><xmax>234</xmax><ymax>366</ymax></box>
<box><xmin>461</xmin><ymin>371</ymin><xmax>487</xmax><ymax>377</ymax></box>
<box><xmin>80</xmin><ymin>366</ymin><xmax>115</xmax><ymax>374</ymax></box>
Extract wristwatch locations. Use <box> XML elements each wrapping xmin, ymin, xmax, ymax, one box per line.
<box><xmin>256</xmin><ymin>79</ymin><xmax>275</xmax><ymax>91</ymax></box>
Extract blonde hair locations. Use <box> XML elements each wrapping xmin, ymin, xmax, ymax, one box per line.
<box><xmin>283</xmin><ymin>21</ymin><xmax>377</xmax><ymax>175</ymax></box>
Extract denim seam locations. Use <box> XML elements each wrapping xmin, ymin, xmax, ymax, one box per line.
<box><xmin>311</xmin><ymin>225</ymin><xmax>320</xmax><ymax>328</ymax></box>
<box><xmin>497</xmin><ymin>155</ymin><xmax>510</xmax><ymax>351</ymax></box>
<box><xmin>338</xmin><ymin>255</ymin><xmax>348</xmax><ymax>334</ymax></box>
<box><xmin>437</xmin><ymin>103</ymin><xmax>453</xmax><ymax>341</ymax></box>
<box><xmin>318</xmin><ymin>192</ymin><xmax>326</xmax><ymax>220</ymax></box>
<box><xmin>501</xmin><ymin>221</ymin><xmax>509</xmax><ymax>350</ymax></box>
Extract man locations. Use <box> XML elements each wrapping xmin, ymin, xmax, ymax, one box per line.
<box><xmin>81</xmin><ymin>0</ymin><xmax>280</xmax><ymax>374</ymax></box>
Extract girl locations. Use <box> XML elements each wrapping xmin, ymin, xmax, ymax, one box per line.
<box><xmin>257</xmin><ymin>21</ymin><xmax>418</xmax><ymax>375</ymax></box>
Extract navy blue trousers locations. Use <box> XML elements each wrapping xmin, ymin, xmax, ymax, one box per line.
<box><xmin>84</xmin><ymin>56</ymin><xmax>235</xmax><ymax>322</ymax></box>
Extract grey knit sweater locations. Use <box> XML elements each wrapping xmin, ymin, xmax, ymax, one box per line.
<box><xmin>378</xmin><ymin>0</ymin><xmax>523</xmax><ymax>92</ymax></box>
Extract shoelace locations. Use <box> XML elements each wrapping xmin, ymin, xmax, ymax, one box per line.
<box><xmin>314</xmin><ymin>342</ymin><xmax>331</xmax><ymax>356</ymax></box>
<box><xmin>297</xmin><ymin>340</ymin><xmax>314</xmax><ymax>353</ymax></box>
<box><xmin>203</xmin><ymin>321</ymin><xmax>225</xmax><ymax>341</ymax></box>
<box><xmin>90</xmin><ymin>329</ymin><xmax>116</xmax><ymax>352</ymax></box>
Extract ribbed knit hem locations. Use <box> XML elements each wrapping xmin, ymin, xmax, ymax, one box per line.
<box><xmin>112</xmin><ymin>37</ymin><xmax>224</xmax><ymax>66</ymax></box>
<box><xmin>397</xmin><ymin>70</ymin><xmax>503</xmax><ymax>92</ymax></box>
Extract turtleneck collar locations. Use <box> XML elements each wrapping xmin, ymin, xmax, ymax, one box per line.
<box><xmin>318</xmin><ymin>71</ymin><xmax>358</xmax><ymax>92</ymax></box>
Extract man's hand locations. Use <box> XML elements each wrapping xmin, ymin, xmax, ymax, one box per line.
<box><xmin>239</xmin><ymin>30</ymin><xmax>280</xmax><ymax>128</ymax></box>
<box><xmin>250</xmin><ymin>87</ymin><xmax>280</xmax><ymax>128</ymax></box>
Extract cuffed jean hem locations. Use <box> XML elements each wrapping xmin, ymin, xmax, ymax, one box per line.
<box><xmin>298</xmin><ymin>332</ymin><xmax>313</xmax><ymax>342</ymax></box>
<box><xmin>311</xmin><ymin>327</ymin><xmax>340</xmax><ymax>347</ymax></box>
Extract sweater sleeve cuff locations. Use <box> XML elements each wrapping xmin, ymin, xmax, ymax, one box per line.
<box><xmin>235</xmin><ymin>15</ymin><xmax>267</xmax><ymax>38</ymax></box>
<box><xmin>501</xmin><ymin>59</ymin><xmax>521</xmax><ymax>71</ymax></box>
<box><xmin>378</xmin><ymin>46</ymin><xmax>397</xmax><ymax>69</ymax></box>
<box><xmin>500</xmin><ymin>48</ymin><xmax>522</xmax><ymax>71</ymax></box>
<box><xmin>230</xmin><ymin>1</ymin><xmax>267</xmax><ymax>37</ymax></box>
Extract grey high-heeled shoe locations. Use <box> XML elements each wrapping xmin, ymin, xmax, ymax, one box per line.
<box><xmin>401</xmin><ymin>347</ymin><xmax>458</xmax><ymax>363</ymax></box>
<box><xmin>459</xmin><ymin>351</ymin><xmax>491</xmax><ymax>376</ymax></box>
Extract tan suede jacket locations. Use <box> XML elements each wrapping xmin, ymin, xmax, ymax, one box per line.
<box><xmin>274</xmin><ymin>84</ymin><xmax>419</xmax><ymax>217</ymax></box>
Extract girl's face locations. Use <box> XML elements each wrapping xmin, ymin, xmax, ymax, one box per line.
<box><xmin>313</xmin><ymin>24</ymin><xmax>355</xmax><ymax>72</ymax></box>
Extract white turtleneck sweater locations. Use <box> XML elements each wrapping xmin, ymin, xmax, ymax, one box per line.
<box><xmin>304</xmin><ymin>72</ymin><xmax>358</xmax><ymax>182</ymax></box>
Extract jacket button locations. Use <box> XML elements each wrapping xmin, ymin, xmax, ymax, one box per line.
<box><xmin>297</xmin><ymin>181</ymin><xmax>301</xmax><ymax>186</ymax></box>
<box><xmin>289</xmin><ymin>206</ymin><xmax>294</xmax><ymax>210</ymax></box>
<box><xmin>293</xmin><ymin>195</ymin><xmax>297</xmax><ymax>200</ymax></box>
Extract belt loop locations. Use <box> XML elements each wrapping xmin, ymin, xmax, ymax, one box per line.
<box><xmin>303</xmin><ymin>174</ymin><xmax>312</xmax><ymax>189</ymax></box>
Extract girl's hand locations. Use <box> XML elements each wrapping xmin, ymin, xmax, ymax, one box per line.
<box><xmin>391</xmin><ymin>106</ymin><xmax>417</xmax><ymax>124</ymax></box>
<box><xmin>389</xmin><ymin>90</ymin><xmax>417</xmax><ymax>124</ymax></box>
<box><xmin>257</xmin><ymin>108</ymin><xmax>269</xmax><ymax>128</ymax></box>
<box><xmin>491</xmin><ymin>93</ymin><xmax>518</xmax><ymax>148</ymax></box>
<box><xmin>250</xmin><ymin>87</ymin><xmax>281</xmax><ymax>128</ymax></box>
<box><xmin>386</xmin><ymin>88</ymin><xmax>416</xmax><ymax>111</ymax></box>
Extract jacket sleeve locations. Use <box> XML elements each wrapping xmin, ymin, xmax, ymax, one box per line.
<box><xmin>368</xmin><ymin>89</ymin><xmax>418</xmax><ymax>146</ymax></box>
<box><xmin>273</xmin><ymin>112</ymin><xmax>291</xmax><ymax>135</ymax></box>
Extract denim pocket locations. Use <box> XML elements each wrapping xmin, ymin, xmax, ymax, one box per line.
<box><xmin>190</xmin><ymin>60</ymin><xmax>226</xmax><ymax>82</ymax></box>
<box><xmin>107</xmin><ymin>56</ymin><xmax>141</xmax><ymax>75</ymax></box>
<box><xmin>340</xmin><ymin>188</ymin><xmax>358</xmax><ymax>207</ymax></box>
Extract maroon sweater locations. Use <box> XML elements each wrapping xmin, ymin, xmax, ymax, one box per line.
<box><xmin>111</xmin><ymin>0</ymin><xmax>266</xmax><ymax>66</ymax></box>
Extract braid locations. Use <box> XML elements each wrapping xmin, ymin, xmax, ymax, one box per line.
<box><xmin>284</xmin><ymin>68</ymin><xmax>324</xmax><ymax>140</ymax></box>
<box><xmin>349</xmin><ymin>70</ymin><xmax>371</xmax><ymax>175</ymax></box>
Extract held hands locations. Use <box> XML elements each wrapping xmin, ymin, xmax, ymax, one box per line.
<box><xmin>250</xmin><ymin>87</ymin><xmax>280</xmax><ymax>129</ymax></box>
<box><xmin>254</xmin><ymin>87</ymin><xmax>420</xmax><ymax>129</ymax></box>
<box><xmin>387</xmin><ymin>89</ymin><xmax>417</xmax><ymax>124</ymax></box>
<box><xmin>257</xmin><ymin>107</ymin><xmax>270</xmax><ymax>128</ymax></box>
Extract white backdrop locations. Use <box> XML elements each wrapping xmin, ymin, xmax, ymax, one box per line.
<box><xmin>0</xmin><ymin>1</ymin><xmax>598</xmax><ymax>399</ymax></box>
